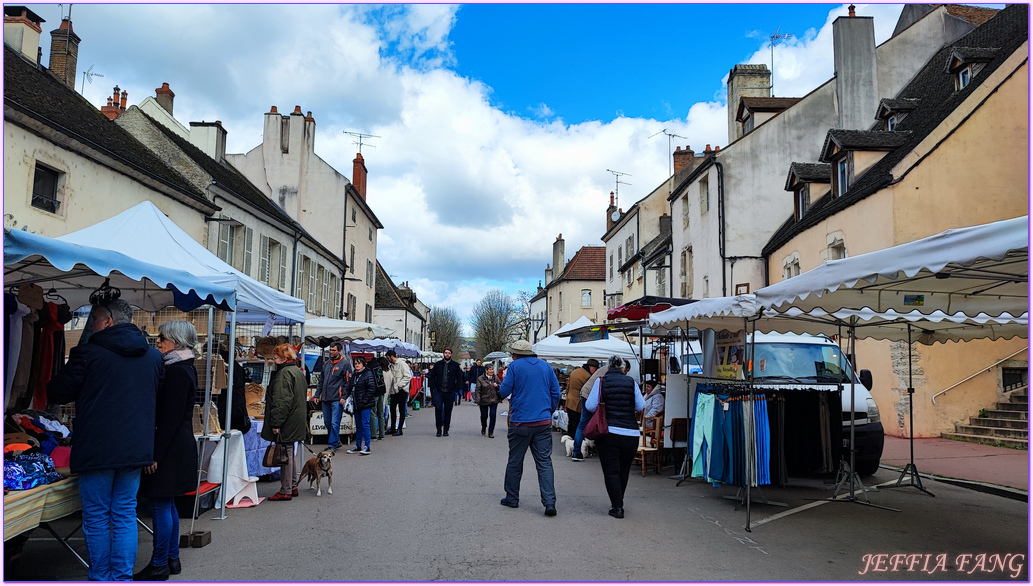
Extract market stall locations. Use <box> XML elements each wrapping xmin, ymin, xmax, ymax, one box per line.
<box><xmin>4</xmin><ymin>228</ymin><xmax>237</xmax><ymax>566</ymax></box>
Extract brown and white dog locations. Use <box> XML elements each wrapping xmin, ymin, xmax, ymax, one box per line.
<box><xmin>299</xmin><ymin>450</ymin><xmax>334</xmax><ymax>496</ymax></box>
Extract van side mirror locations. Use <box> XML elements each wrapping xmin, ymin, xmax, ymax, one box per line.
<box><xmin>859</xmin><ymin>369</ymin><xmax>873</xmax><ymax>391</ymax></box>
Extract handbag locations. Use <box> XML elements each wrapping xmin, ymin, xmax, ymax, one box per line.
<box><xmin>583</xmin><ymin>386</ymin><xmax>609</xmax><ymax>440</ymax></box>
<box><xmin>343</xmin><ymin>395</ymin><xmax>354</xmax><ymax>415</ymax></box>
<box><xmin>262</xmin><ymin>433</ymin><xmax>290</xmax><ymax>467</ymax></box>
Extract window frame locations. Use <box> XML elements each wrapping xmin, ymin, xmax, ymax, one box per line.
<box><xmin>31</xmin><ymin>163</ymin><xmax>62</xmax><ymax>214</ymax></box>
<box><xmin>581</xmin><ymin>289</ymin><xmax>592</xmax><ymax>308</ymax></box>
<box><xmin>836</xmin><ymin>157</ymin><xmax>850</xmax><ymax>197</ymax></box>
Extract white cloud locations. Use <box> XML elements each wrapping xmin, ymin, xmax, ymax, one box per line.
<box><xmin>33</xmin><ymin>3</ymin><xmax>909</xmax><ymax>333</ymax></box>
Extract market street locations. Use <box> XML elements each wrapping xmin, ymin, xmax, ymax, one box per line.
<box><xmin>10</xmin><ymin>402</ymin><xmax>1028</xmax><ymax>582</ymax></box>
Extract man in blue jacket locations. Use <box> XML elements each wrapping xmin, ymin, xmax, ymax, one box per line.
<box><xmin>48</xmin><ymin>299</ymin><xmax>163</xmax><ymax>581</ymax></box>
<box><xmin>498</xmin><ymin>340</ymin><xmax>561</xmax><ymax>516</ymax></box>
<box><xmin>428</xmin><ymin>348</ymin><xmax>463</xmax><ymax>436</ymax></box>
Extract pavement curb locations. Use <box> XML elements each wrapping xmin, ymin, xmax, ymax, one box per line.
<box><xmin>879</xmin><ymin>464</ymin><xmax>1028</xmax><ymax>502</ymax></box>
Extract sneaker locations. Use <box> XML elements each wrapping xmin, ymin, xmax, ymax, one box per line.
<box><xmin>346</xmin><ymin>447</ymin><xmax>362</xmax><ymax>454</ymax></box>
<box><xmin>267</xmin><ymin>492</ymin><xmax>292</xmax><ymax>501</ymax></box>
<box><xmin>360</xmin><ymin>447</ymin><xmax>371</xmax><ymax>455</ymax></box>
<box><xmin>571</xmin><ymin>455</ymin><xmax>584</xmax><ymax>462</ymax></box>
<box><xmin>291</xmin><ymin>488</ymin><xmax>299</xmax><ymax>497</ymax></box>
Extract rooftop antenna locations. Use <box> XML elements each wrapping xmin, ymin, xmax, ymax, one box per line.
<box><xmin>606</xmin><ymin>169</ymin><xmax>631</xmax><ymax>209</ymax></box>
<box><xmin>344</xmin><ymin>131</ymin><xmax>381</xmax><ymax>155</ymax></box>
<box><xmin>649</xmin><ymin>128</ymin><xmax>688</xmax><ymax>178</ymax></box>
<box><xmin>80</xmin><ymin>64</ymin><xmax>103</xmax><ymax>95</ymax></box>
<box><xmin>769</xmin><ymin>28</ymin><xmax>794</xmax><ymax>96</ymax></box>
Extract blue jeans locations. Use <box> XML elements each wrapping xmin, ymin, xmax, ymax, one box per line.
<box><xmin>148</xmin><ymin>497</ymin><xmax>179</xmax><ymax>567</ymax></box>
<box><xmin>355</xmin><ymin>408</ymin><xmax>372</xmax><ymax>449</ymax></box>
<box><xmin>504</xmin><ymin>424</ymin><xmax>556</xmax><ymax>507</ymax></box>
<box><xmin>322</xmin><ymin>399</ymin><xmax>343</xmax><ymax>447</ymax></box>
<box><xmin>573</xmin><ymin>398</ymin><xmax>591</xmax><ymax>457</ymax></box>
<box><xmin>78</xmin><ymin>467</ymin><xmax>142</xmax><ymax>581</ymax></box>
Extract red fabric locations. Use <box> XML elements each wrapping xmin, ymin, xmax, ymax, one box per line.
<box><xmin>49</xmin><ymin>446</ymin><xmax>71</xmax><ymax>467</ymax></box>
<box><xmin>31</xmin><ymin>303</ymin><xmax>64</xmax><ymax>409</ymax></box>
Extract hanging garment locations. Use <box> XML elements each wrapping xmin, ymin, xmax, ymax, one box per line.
<box><xmin>9</xmin><ymin>307</ymin><xmax>39</xmax><ymax>411</ymax></box>
<box><xmin>690</xmin><ymin>392</ymin><xmax>715</xmax><ymax>479</ymax></box>
<box><xmin>709</xmin><ymin>396</ymin><xmax>734</xmax><ymax>485</ymax></box>
<box><xmin>31</xmin><ymin>303</ymin><xmax>65</xmax><ymax>410</ymax></box>
<box><xmin>742</xmin><ymin>397</ymin><xmax>756</xmax><ymax>487</ymax></box>
<box><xmin>6</xmin><ymin>301</ymin><xmax>31</xmax><ymax>410</ymax></box>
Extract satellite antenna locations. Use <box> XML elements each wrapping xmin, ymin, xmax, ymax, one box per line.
<box><xmin>606</xmin><ymin>169</ymin><xmax>631</xmax><ymax>212</ymax></box>
<box><xmin>649</xmin><ymin>128</ymin><xmax>688</xmax><ymax>178</ymax></box>
<box><xmin>80</xmin><ymin>64</ymin><xmax>103</xmax><ymax>95</ymax></box>
<box><xmin>344</xmin><ymin>131</ymin><xmax>381</xmax><ymax>154</ymax></box>
<box><xmin>769</xmin><ymin>28</ymin><xmax>795</xmax><ymax>96</ymax></box>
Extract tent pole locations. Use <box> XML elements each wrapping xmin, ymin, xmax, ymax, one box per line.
<box><xmin>883</xmin><ymin>322</ymin><xmax>934</xmax><ymax>496</ymax></box>
<box><xmin>189</xmin><ymin>306</ymin><xmax>217</xmax><ymax>536</ymax></box>
<box><xmin>214</xmin><ymin>310</ymin><xmax>237</xmax><ymax>520</ymax></box>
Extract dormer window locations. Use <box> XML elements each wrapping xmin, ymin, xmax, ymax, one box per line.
<box><xmin>795</xmin><ymin>184</ymin><xmax>811</xmax><ymax>221</ymax></box>
<box><xmin>836</xmin><ymin>158</ymin><xmax>850</xmax><ymax>196</ymax></box>
<box><xmin>886</xmin><ymin>115</ymin><xmax>897</xmax><ymax>131</ymax></box>
<box><xmin>784</xmin><ymin>162</ymin><xmax>830</xmax><ymax>222</ymax></box>
<box><xmin>957</xmin><ymin>66</ymin><xmax>972</xmax><ymax>90</ymax></box>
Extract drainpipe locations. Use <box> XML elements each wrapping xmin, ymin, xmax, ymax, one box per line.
<box><xmin>728</xmin><ymin>255</ymin><xmax>765</xmax><ymax>294</ymax></box>
<box><xmin>289</xmin><ymin>229</ymin><xmax>301</xmax><ymax>299</ymax></box>
<box><xmin>716</xmin><ymin>161</ymin><xmax>727</xmax><ymax>297</ymax></box>
<box><xmin>341</xmin><ymin>198</ymin><xmax>348</xmax><ymax>319</ymax></box>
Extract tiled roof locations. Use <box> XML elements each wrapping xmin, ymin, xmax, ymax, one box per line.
<box><xmin>375</xmin><ymin>261</ymin><xmax>421</xmax><ymax>314</ymax></box>
<box><xmin>942</xmin><ymin>4</ymin><xmax>999</xmax><ymax>26</ymax></box>
<box><xmin>3</xmin><ymin>45</ymin><xmax>210</xmax><ymax>208</ymax></box>
<box><xmin>877</xmin><ymin>98</ymin><xmax>921</xmax><ymax>116</ymax></box>
<box><xmin>945</xmin><ymin>46</ymin><xmax>999</xmax><ymax>71</ymax></box>
<box><xmin>764</xmin><ymin>4</ymin><xmax>1028</xmax><ymax>257</ymax></box>
<box><xmin>641</xmin><ymin>229</ymin><xmax>672</xmax><ymax>266</ymax></box>
<box><xmin>819</xmin><ymin>130</ymin><xmax>911</xmax><ymax>161</ymax></box>
<box><xmin>784</xmin><ymin>163</ymin><xmax>831</xmax><ymax>191</ymax></box>
<box><xmin>736</xmin><ymin>97</ymin><xmax>803</xmax><ymax>121</ymax></box>
<box><xmin>555</xmin><ymin>246</ymin><xmax>605</xmax><ymax>282</ymax></box>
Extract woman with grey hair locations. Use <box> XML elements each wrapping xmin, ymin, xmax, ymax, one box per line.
<box><xmin>135</xmin><ymin>321</ymin><xmax>199</xmax><ymax>580</ymax></box>
<box><xmin>584</xmin><ymin>354</ymin><xmax>644</xmax><ymax>519</ymax></box>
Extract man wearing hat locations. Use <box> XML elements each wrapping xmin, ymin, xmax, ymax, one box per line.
<box><xmin>498</xmin><ymin>339</ymin><xmax>561</xmax><ymax>516</ymax></box>
<box><xmin>564</xmin><ymin>358</ymin><xmax>598</xmax><ymax>461</ymax></box>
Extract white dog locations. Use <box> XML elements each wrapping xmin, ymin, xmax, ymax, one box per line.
<box><xmin>560</xmin><ymin>435</ymin><xmax>596</xmax><ymax>458</ymax></box>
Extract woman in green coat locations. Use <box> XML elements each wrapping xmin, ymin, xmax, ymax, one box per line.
<box><xmin>261</xmin><ymin>344</ymin><xmax>307</xmax><ymax>501</ymax></box>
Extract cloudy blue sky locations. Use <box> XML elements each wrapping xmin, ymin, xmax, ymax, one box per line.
<box><xmin>25</xmin><ymin>2</ymin><xmax>913</xmax><ymax>333</ymax></box>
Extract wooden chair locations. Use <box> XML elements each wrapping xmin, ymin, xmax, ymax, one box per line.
<box><xmin>635</xmin><ymin>414</ymin><xmax>664</xmax><ymax>476</ymax></box>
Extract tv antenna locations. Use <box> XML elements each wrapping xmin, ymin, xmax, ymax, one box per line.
<box><xmin>80</xmin><ymin>64</ymin><xmax>103</xmax><ymax>95</ymax></box>
<box><xmin>649</xmin><ymin>128</ymin><xmax>688</xmax><ymax>178</ymax></box>
<box><xmin>606</xmin><ymin>169</ymin><xmax>631</xmax><ymax>209</ymax></box>
<box><xmin>343</xmin><ymin>131</ymin><xmax>381</xmax><ymax>154</ymax></box>
<box><xmin>769</xmin><ymin>28</ymin><xmax>794</xmax><ymax>96</ymax></box>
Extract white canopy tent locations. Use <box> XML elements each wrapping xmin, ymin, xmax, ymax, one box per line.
<box><xmin>755</xmin><ymin>216</ymin><xmax>1028</xmax><ymax>319</ymax></box>
<box><xmin>303</xmin><ymin>318</ymin><xmax>394</xmax><ymax>342</ymax></box>
<box><xmin>533</xmin><ymin>316</ymin><xmax>641</xmax><ymax>378</ymax></box>
<box><xmin>57</xmin><ymin>201</ymin><xmax>306</xmax><ymax>323</ymax></box>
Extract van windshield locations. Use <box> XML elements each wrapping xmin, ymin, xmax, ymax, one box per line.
<box><xmin>751</xmin><ymin>343</ymin><xmax>853</xmax><ymax>383</ymax></box>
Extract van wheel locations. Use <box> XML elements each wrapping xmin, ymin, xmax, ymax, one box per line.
<box><xmin>855</xmin><ymin>460</ymin><xmax>880</xmax><ymax>477</ymax></box>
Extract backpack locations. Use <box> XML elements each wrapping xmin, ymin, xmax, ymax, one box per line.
<box><xmin>371</xmin><ymin>364</ymin><xmax>388</xmax><ymax>396</ymax></box>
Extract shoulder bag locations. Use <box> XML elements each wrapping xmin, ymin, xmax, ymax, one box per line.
<box><xmin>263</xmin><ymin>432</ymin><xmax>291</xmax><ymax>467</ymax></box>
<box><xmin>583</xmin><ymin>383</ymin><xmax>609</xmax><ymax>440</ymax></box>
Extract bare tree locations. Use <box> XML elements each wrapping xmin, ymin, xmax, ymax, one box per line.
<box><xmin>428</xmin><ymin>306</ymin><xmax>462</xmax><ymax>353</ymax></box>
<box><xmin>471</xmin><ymin>290</ymin><xmax>521</xmax><ymax>357</ymax></box>
<box><xmin>513</xmin><ymin>290</ymin><xmax>534</xmax><ymax>341</ymax></box>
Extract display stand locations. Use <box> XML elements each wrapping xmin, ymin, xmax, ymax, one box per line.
<box><xmin>881</xmin><ymin>324</ymin><xmax>934</xmax><ymax>496</ymax></box>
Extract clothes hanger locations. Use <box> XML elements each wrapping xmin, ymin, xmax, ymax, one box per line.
<box><xmin>45</xmin><ymin>286</ymin><xmax>68</xmax><ymax>305</ymax></box>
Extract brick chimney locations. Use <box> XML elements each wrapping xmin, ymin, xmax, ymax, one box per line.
<box><xmin>605</xmin><ymin>192</ymin><xmax>618</xmax><ymax>232</ymax></box>
<box><xmin>48</xmin><ymin>17</ymin><xmax>79</xmax><ymax>88</ymax></box>
<box><xmin>155</xmin><ymin>82</ymin><xmax>175</xmax><ymax>115</ymax></box>
<box><xmin>673</xmin><ymin>145</ymin><xmax>697</xmax><ymax>174</ymax></box>
<box><xmin>352</xmin><ymin>152</ymin><xmax>368</xmax><ymax>200</ymax></box>
<box><xmin>100</xmin><ymin>85</ymin><xmax>126</xmax><ymax>120</ymax></box>
<box><xmin>726</xmin><ymin>63</ymin><xmax>771</xmax><ymax>142</ymax></box>
<box><xmin>4</xmin><ymin>6</ymin><xmax>45</xmax><ymax>63</ymax></box>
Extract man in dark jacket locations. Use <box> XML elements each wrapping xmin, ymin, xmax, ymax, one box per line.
<box><xmin>48</xmin><ymin>299</ymin><xmax>163</xmax><ymax>581</ymax></box>
<box><xmin>314</xmin><ymin>342</ymin><xmax>351</xmax><ymax>450</ymax></box>
<box><xmin>428</xmin><ymin>348</ymin><xmax>463</xmax><ymax>437</ymax></box>
<box><xmin>468</xmin><ymin>359</ymin><xmax>485</xmax><ymax>402</ymax></box>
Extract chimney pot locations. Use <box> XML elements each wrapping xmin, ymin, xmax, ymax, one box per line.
<box><xmin>270</xmin><ymin>105</ymin><xmax>278</xmax><ymax>113</ymax></box>
<box><xmin>293</xmin><ymin>105</ymin><xmax>302</xmax><ymax>114</ymax></box>
<box><xmin>154</xmin><ymin>83</ymin><xmax>175</xmax><ymax>114</ymax></box>
<box><xmin>848</xmin><ymin>4</ymin><xmax>856</xmax><ymax>17</ymax></box>
<box><xmin>120</xmin><ymin>90</ymin><xmax>127</xmax><ymax>110</ymax></box>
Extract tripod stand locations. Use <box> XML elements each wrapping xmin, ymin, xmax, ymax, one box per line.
<box><xmin>881</xmin><ymin>323</ymin><xmax>934</xmax><ymax>496</ymax></box>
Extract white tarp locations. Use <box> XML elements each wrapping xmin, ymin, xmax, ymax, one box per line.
<box><xmin>533</xmin><ymin>317</ymin><xmax>640</xmax><ymax>367</ymax></box>
<box><xmin>57</xmin><ymin>201</ymin><xmax>306</xmax><ymax>323</ymax></box>
<box><xmin>303</xmin><ymin>318</ymin><xmax>394</xmax><ymax>341</ymax></box>
<box><xmin>649</xmin><ymin>294</ymin><xmax>1028</xmax><ymax>344</ymax></box>
<box><xmin>755</xmin><ymin>216</ymin><xmax>1028</xmax><ymax>318</ymax></box>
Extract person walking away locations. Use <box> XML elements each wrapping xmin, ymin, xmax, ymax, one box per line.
<box><xmin>565</xmin><ymin>359</ymin><xmax>598</xmax><ymax>460</ymax></box>
<box><xmin>475</xmin><ymin>364</ymin><xmax>503</xmax><ymax>437</ymax></box>
<box><xmin>386</xmin><ymin>350</ymin><xmax>412</xmax><ymax>436</ymax></box>
<box><xmin>262</xmin><ymin>344</ymin><xmax>308</xmax><ymax>500</ymax></box>
<box><xmin>573</xmin><ymin>362</ymin><xmax>610</xmax><ymax>461</ymax></box>
<box><xmin>371</xmin><ymin>356</ymin><xmax>390</xmax><ymax>440</ymax></box>
<box><xmin>314</xmin><ymin>342</ymin><xmax>351</xmax><ymax>450</ymax></box>
<box><xmin>498</xmin><ymin>340</ymin><xmax>561</xmax><ymax>516</ymax></box>
<box><xmin>47</xmin><ymin>299</ymin><xmax>163</xmax><ymax>581</ymax></box>
<box><xmin>135</xmin><ymin>321</ymin><xmax>200</xmax><ymax>580</ymax></box>
<box><xmin>346</xmin><ymin>356</ymin><xmax>377</xmax><ymax>454</ymax></box>
<box><xmin>585</xmin><ymin>355</ymin><xmax>644</xmax><ymax>519</ymax></box>
<box><xmin>428</xmin><ymin>348</ymin><xmax>463</xmax><ymax>437</ymax></box>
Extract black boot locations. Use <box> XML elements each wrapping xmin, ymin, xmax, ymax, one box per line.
<box><xmin>133</xmin><ymin>563</ymin><xmax>170</xmax><ymax>581</ymax></box>
<box><xmin>168</xmin><ymin>558</ymin><xmax>181</xmax><ymax>575</ymax></box>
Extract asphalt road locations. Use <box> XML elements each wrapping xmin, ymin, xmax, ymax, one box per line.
<box><xmin>7</xmin><ymin>401</ymin><xmax>1029</xmax><ymax>582</ymax></box>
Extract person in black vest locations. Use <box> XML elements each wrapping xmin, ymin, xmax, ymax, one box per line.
<box><xmin>428</xmin><ymin>348</ymin><xmax>463</xmax><ymax>436</ymax></box>
<box><xmin>583</xmin><ymin>355</ymin><xmax>644</xmax><ymax>519</ymax></box>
